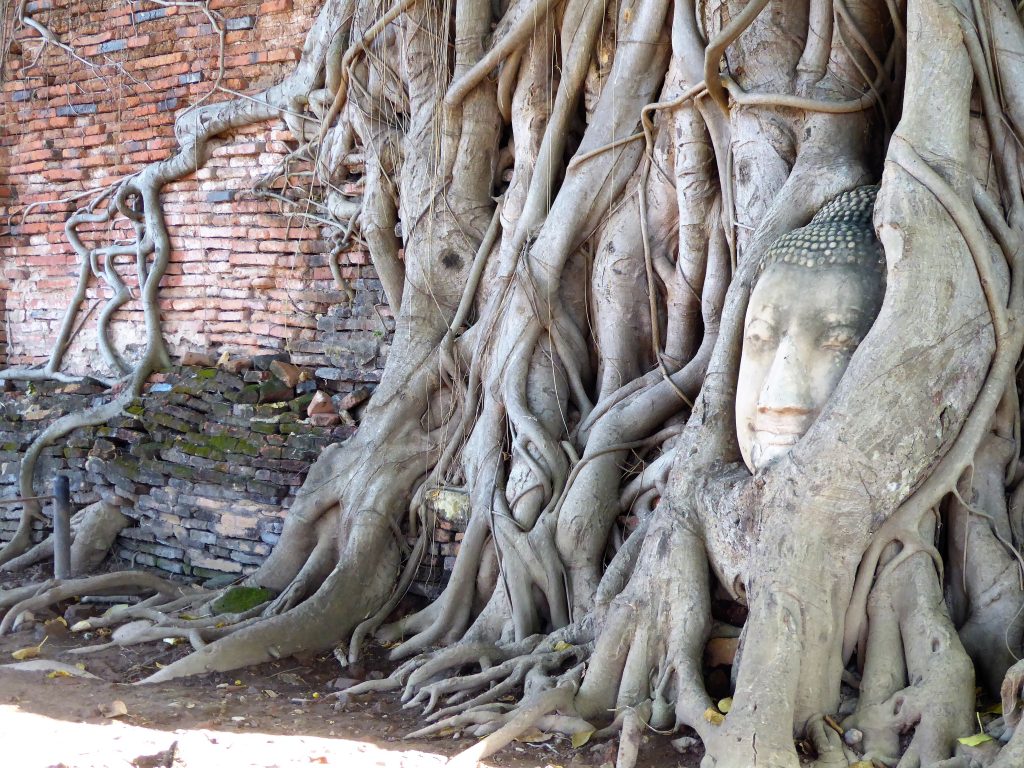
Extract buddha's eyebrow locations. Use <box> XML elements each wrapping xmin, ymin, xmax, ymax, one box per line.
<box><xmin>822</xmin><ymin>309</ymin><xmax>863</xmax><ymax>325</ymax></box>
<box><xmin>749</xmin><ymin>303</ymin><xmax>780</xmax><ymax>317</ymax></box>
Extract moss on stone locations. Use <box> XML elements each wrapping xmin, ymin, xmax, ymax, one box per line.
<box><xmin>234</xmin><ymin>440</ymin><xmax>260</xmax><ymax>457</ymax></box>
<box><xmin>208</xmin><ymin>434</ymin><xmax>240</xmax><ymax>453</ymax></box>
<box><xmin>210</xmin><ymin>586</ymin><xmax>273</xmax><ymax>615</ymax></box>
<box><xmin>289</xmin><ymin>393</ymin><xmax>316</xmax><ymax>413</ymax></box>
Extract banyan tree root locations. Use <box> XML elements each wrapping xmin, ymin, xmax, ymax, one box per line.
<box><xmin>5</xmin><ymin>0</ymin><xmax>1024</xmax><ymax>766</ymax></box>
<box><xmin>0</xmin><ymin>570</ymin><xmax>274</xmax><ymax>656</ymax></box>
<box><xmin>0</xmin><ymin>371</ymin><xmax>150</xmax><ymax>568</ymax></box>
<box><xmin>845</xmin><ymin>526</ymin><xmax>975</xmax><ymax>766</ymax></box>
<box><xmin>0</xmin><ymin>501</ymin><xmax>129</xmax><ymax>574</ymax></box>
<box><xmin>989</xmin><ymin>662</ymin><xmax>1024</xmax><ymax>767</ymax></box>
<box><xmin>343</xmin><ymin>512</ymin><xmax>716</xmax><ymax>765</ymax></box>
<box><xmin>0</xmin><ymin>571</ymin><xmax>201</xmax><ymax>635</ymax></box>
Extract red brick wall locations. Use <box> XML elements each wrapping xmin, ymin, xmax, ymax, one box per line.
<box><xmin>1</xmin><ymin>0</ymin><xmax>389</xmax><ymax>387</ymax></box>
<box><xmin>1</xmin><ymin>81</ymin><xmax>10</xmax><ymax>368</ymax></box>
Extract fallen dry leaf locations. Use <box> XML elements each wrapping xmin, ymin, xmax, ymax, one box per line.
<box><xmin>131</xmin><ymin>740</ymin><xmax>177</xmax><ymax>768</ymax></box>
<box><xmin>703</xmin><ymin>707</ymin><xmax>725</xmax><ymax>726</ymax></box>
<box><xmin>11</xmin><ymin>636</ymin><xmax>48</xmax><ymax>660</ymax></box>
<box><xmin>515</xmin><ymin>727</ymin><xmax>554</xmax><ymax>743</ymax></box>
<box><xmin>958</xmin><ymin>733</ymin><xmax>994</xmax><ymax>747</ymax></box>
<box><xmin>571</xmin><ymin>729</ymin><xmax>594</xmax><ymax>748</ymax></box>
<box><xmin>99</xmin><ymin>700</ymin><xmax>129</xmax><ymax>718</ymax></box>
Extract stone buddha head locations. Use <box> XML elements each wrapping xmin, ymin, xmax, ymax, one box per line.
<box><xmin>736</xmin><ymin>186</ymin><xmax>885</xmax><ymax>472</ymax></box>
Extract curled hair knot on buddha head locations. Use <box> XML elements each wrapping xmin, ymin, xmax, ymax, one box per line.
<box><xmin>754</xmin><ymin>185</ymin><xmax>885</xmax><ymax>283</ymax></box>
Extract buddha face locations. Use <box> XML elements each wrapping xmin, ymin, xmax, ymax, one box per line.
<box><xmin>735</xmin><ymin>262</ymin><xmax>884</xmax><ymax>472</ymax></box>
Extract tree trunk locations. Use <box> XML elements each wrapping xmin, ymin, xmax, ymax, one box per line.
<box><xmin>7</xmin><ymin>0</ymin><xmax>1024</xmax><ymax>765</ymax></box>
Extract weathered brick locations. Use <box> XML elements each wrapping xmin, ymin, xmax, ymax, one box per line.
<box><xmin>226</xmin><ymin>16</ymin><xmax>256</xmax><ymax>31</ymax></box>
<box><xmin>98</xmin><ymin>39</ymin><xmax>127</xmax><ymax>53</ymax></box>
<box><xmin>56</xmin><ymin>103</ymin><xmax>97</xmax><ymax>117</ymax></box>
<box><xmin>206</xmin><ymin>189</ymin><xmax>237</xmax><ymax>203</ymax></box>
<box><xmin>132</xmin><ymin>8</ymin><xmax>168</xmax><ymax>24</ymax></box>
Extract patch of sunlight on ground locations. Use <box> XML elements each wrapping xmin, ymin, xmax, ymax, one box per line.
<box><xmin>0</xmin><ymin>704</ymin><xmax>452</xmax><ymax>768</ymax></box>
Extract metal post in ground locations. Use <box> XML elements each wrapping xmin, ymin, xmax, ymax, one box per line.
<box><xmin>53</xmin><ymin>475</ymin><xmax>71</xmax><ymax>580</ymax></box>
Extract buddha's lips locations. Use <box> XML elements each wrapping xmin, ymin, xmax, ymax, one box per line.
<box><xmin>754</xmin><ymin>431</ymin><xmax>801</xmax><ymax>447</ymax></box>
<box><xmin>752</xmin><ymin>415</ymin><xmax>812</xmax><ymax>444</ymax></box>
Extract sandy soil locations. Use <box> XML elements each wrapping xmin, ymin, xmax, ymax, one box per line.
<box><xmin>0</xmin><ymin>568</ymin><xmax>699</xmax><ymax>768</ymax></box>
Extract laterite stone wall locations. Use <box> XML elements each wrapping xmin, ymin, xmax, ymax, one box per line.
<box><xmin>0</xmin><ymin>364</ymin><xmax>352</xmax><ymax>578</ymax></box>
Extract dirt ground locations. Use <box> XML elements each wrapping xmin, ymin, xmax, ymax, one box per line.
<box><xmin>0</xmin><ymin>568</ymin><xmax>699</xmax><ymax>768</ymax></box>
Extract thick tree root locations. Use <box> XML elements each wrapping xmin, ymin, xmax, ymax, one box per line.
<box><xmin>846</xmin><ymin>542</ymin><xmax>975</xmax><ymax>766</ymax></box>
<box><xmin>991</xmin><ymin>661</ymin><xmax>1024</xmax><ymax>767</ymax></box>
<box><xmin>409</xmin><ymin>642</ymin><xmax>591</xmax><ymax>724</ymax></box>
<box><xmin>0</xmin><ymin>371</ymin><xmax>149</xmax><ymax>567</ymax></box>
<box><xmin>0</xmin><ymin>571</ymin><xmax>199</xmax><ymax>635</ymax></box>
<box><xmin>445</xmin><ymin>683</ymin><xmax>578</xmax><ymax>767</ymax></box>
<box><xmin>0</xmin><ymin>502</ymin><xmax>129</xmax><ymax>575</ymax></box>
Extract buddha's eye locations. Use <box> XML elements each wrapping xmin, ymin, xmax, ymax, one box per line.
<box><xmin>820</xmin><ymin>325</ymin><xmax>859</xmax><ymax>351</ymax></box>
<box><xmin>745</xmin><ymin>319</ymin><xmax>777</xmax><ymax>348</ymax></box>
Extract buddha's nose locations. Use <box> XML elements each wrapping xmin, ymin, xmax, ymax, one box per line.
<box><xmin>757</xmin><ymin>335</ymin><xmax>814</xmax><ymax>416</ymax></box>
